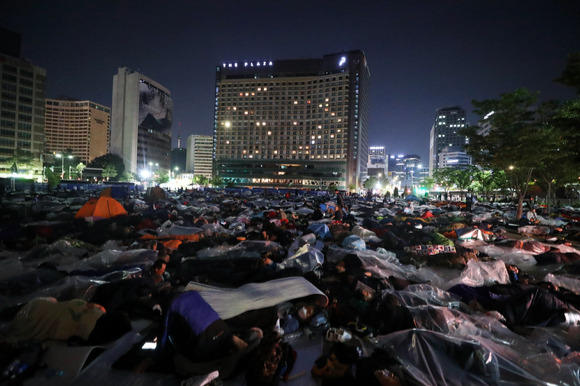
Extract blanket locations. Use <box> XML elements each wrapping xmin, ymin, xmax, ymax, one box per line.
<box><xmin>7</xmin><ymin>297</ymin><xmax>104</xmax><ymax>342</ymax></box>
<box><xmin>185</xmin><ymin>277</ymin><xmax>328</xmax><ymax>320</ymax></box>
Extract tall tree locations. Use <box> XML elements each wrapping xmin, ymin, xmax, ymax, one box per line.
<box><xmin>363</xmin><ymin>176</ymin><xmax>378</xmax><ymax>190</ymax></box>
<box><xmin>102</xmin><ymin>164</ymin><xmax>118</xmax><ymax>181</ymax></box>
<box><xmin>554</xmin><ymin>52</ymin><xmax>580</xmax><ymax>94</ymax></box>
<box><xmin>211</xmin><ymin>175</ymin><xmax>224</xmax><ymax>187</ymax></box>
<box><xmin>432</xmin><ymin>168</ymin><xmax>456</xmax><ymax>197</ymax></box>
<box><xmin>88</xmin><ymin>154</ymin><xmax>125</xmax><ymax>180</ymax></box>
<box><xmin>155</xmin><ymin>170</ymin><xmax>170</xmax><ymax>185</ymax></box>
<box><xmin>75</xmin><ymin>162</ymin><xmax>86</xmax><ymax>180</ymax></box>
<box><xmin>471</xmin><ymin>169</ymin><xmax>508</xmax><ymax>201</ymax></box>
<box><xmin>451</xmin><ymin>166</ymin><xmax>478</xmax><ymax>198</ymax></box>
<box><xmin>529</xmin><ymin>104</ymin><xmax>577</xmax><ymax>208</ymax></box>
<box><xmin>462</xmin><ymin>88</ymin><xmax>542</xmax><ymax>219</ymax></box>
<box><xmin>193</xmin><ymin>175</ymin><xmax>209</xmax><ymax>186</ymax></box>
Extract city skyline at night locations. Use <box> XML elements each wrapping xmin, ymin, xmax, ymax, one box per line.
<box><xmin>1</xmin><ymin>1</ymin><xmax>579</xmax><ymax>162</ymax></box>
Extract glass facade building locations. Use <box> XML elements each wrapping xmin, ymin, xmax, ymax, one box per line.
<box><xmin>429</xmin><ymin>106</ymin><xmax>469</xmax><ymax>174</ymax></box>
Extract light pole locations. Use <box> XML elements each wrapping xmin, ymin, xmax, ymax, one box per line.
<box><xmin>55</xmin><ymin>154</ymin><xmax>73</xmax><ymax>178</ymax></box>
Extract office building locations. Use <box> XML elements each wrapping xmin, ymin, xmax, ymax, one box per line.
<box><xmin>171</xmin><ymin>148</ymin><xmax>186</xmax><ymax>176</ymax></box>
<box><xmin>213</xmin><ymin>50</ymin><xmax>370</xmax><ymax>190</ymax></box>
<box><xmin>367</xmin><ymin>146</ymin><xmax>386</xmax><ymax>178</ymax></box>
<box><xmin>438</xmin><ymin>146</ymin><xmax>472</xmax><ymax>169</ymax></box>
<box><xmin>110</xmin><ymin>67</ymin><xmax>173</xmax><ymax>175</ymax></box>
<box><xmin>388</xmin><ymin>153</ymin><xmax>423</xmax><ymax>188</ymax></box>
<box><xmin>186</xmin><ymin>134</ymin><xmax>213</xmax><ymax>178</ymax></box>
<box><xmin>0</xmin><ymin>27</ymin><xmax>46</xmax><ymax>178</ymax></box>
<box><xmin>44</xmin><ymin>97</ymin><xmax>110</xmax><ymax>164</ymax></box>
<box><xmin>429</xmin><ymin>106</ymin><xmax>469</xmax><ymax>175</ymax></box>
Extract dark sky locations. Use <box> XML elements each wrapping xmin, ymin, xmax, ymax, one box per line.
<box><xmin>2</xmin><ymin>0</ymin><xmax>579</xmax><ymax>162</ymax></box>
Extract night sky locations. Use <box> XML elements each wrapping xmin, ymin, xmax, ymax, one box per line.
<box><xmin>1</xmin><ymin>0</ymin><xmax>579</xmax><ymax>162</ymax></box>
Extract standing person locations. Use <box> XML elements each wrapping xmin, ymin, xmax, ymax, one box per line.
<box><xmin>334</xmin><ymin>205</ymin><xmax>344</xmax><ymax>222</ymax></box>
<box><xmin>337</xmin><ymin>191</ymin><xmax>345</xmax><ymax>208</ymax></box>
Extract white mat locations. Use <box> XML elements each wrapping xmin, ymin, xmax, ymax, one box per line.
<box><xmin>185</xmin><ymin>277</ymin><xmax>328</xmax><ymax>320</ymax></box>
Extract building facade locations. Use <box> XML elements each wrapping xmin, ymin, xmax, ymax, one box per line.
<box><xmin>367</xmin><ymin>145</ymin><xmax>386</xmax><ymax>179</ymax></box>
<box><xmin>213</xmin><ymin>50</ymin><xmax>370</xmax><ymax>190</ymax></box>
<box><xmin>186</xmin><ymin>134</ymin><xmax>213</xmax><ymax>178</ymax></box>
<box><xmin>0</xmin><ymin>27</ymin><xmax>46</xmax><ymax>178</ymax></box>
<box><xmin>429</xmin><ymin>106</ymin><xmax>469</xmax><ymax>175</ymax></box>
<box><xmin>171</xmin><ymin>147</ymin><xmax>187</xmax><ymax>176</ymax></box>
<box><xmin>110</xmin><ymin>67</ymin><xmax>173</xmax><ymax>175</ymax></box>
<box><xmin>437</xmin><ymin>146</ymin><xmax>472</xmax><ymax>169</ymax></box>
<box><xmin>388</xmin><ymin>153</ymin><xmax>423</xmax><ymax>188</ymax></box>
<box><xmin>44</xmin><ymin>98</ymin><xmax>110</xmax><ymax>164</ymax></box>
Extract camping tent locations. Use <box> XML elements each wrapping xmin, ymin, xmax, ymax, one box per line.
<box><xmin>74</xmin><ymin>196</ymin><xmax>128</xmax><ymax>220</ymax></box>
<box><xmin>405</xmin><ymin>194</ymin><xmax>420</xmax><ymax>202</ymax></box>
<box><xmin>144</xmin><ymin>186</ymin><xmax>167</xmax><ymax>203</ymax></box>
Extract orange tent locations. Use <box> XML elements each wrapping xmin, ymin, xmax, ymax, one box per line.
<box><xmin>74</xmin><ymin>196</ymin><xmax>128</xmax><ymax>220</ymax></box>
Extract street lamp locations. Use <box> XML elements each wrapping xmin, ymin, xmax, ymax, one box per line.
<box><xmin>55</xmin><ymin>153</ymin><xmax>73</xmax><ymax>178</ymax></box>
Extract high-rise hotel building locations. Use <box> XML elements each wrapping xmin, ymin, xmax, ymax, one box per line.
<box><xmin>0</xmin><ymin>27</ymin><xmax>46</xmax><ymax>177</ymax></box>
<box><xmin>44</xmin><ymin>98</ymin><xmax>110</xmax><ymax>164</ymax></box>
<box><xmin>111</xmin><ymin>67</ymin><xmax>173</xmax><ymax>175</ymax></box>
<box><xmin>213</xmin><ymin>50</ymin><xmax>370</xmax><ymax>190</ymax></box>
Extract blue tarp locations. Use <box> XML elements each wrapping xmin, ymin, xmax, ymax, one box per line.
<box><xmin>307</xmin><ymin>223</ymin><xmax>331</xmax><ymax>239</ymax></box>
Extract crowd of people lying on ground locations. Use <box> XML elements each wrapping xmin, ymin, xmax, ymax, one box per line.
<box><xmin>0</xmin><ymin>187</ymin><xmax>580</xmax><ymax>385</ymax></box>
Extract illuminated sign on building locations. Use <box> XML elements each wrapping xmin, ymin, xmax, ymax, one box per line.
<box><xmin>222</xmin><ymin>61</ymin><xmax>274</xmax><ymax>68</ymax></box>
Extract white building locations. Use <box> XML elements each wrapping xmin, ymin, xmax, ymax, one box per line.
<box><xmin>110</xmin><ymin>67</ymin><xmax>173</xmax><ymax>175</ymax></box>
<box><xmin>438</xmin><ymin>146</ymin><xmax>472</xmax><ymax>169</ymax></box>
<box><xmin>186</xmin><ymin>134</ymin><xmax>213</xmax><ymax>178</ymax></box>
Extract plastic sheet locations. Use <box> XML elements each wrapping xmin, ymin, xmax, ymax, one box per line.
<box><xmin>276</xmin><ymin>244</ymin><xmax>324</xmax><ymax>273</ymax></box>
<box><xmin>351</xmin><ymin>225</ymin><xmax>377</xmax><ymax>242</ymax></box>
<box><xmin>57</xmin><ymin>249</ymin><xmax>158</xmax><ymax>272</ymax></box>
<box><xmin>286</xmin><ymin>236</ymin><xmax>324</xmax><ymax>259</ymax></box>
<box><xmin>444</xmin><ymin>259</ymin><xmax>510</xmax><ymax>290</ymax></box>
<box><xmin>157</xmin><ymin>220</ymin><xmax>203</xmax><ymax>237</ymax></box>
<box><xmin>377</xmin><ymin>329</ymin><xmax>580</xmax><ymax>386</ymax></box>
<box><xmin>543</xmin><ymin>273</ymin><xmax>580</xmax><ymax>293</ymax></box>
<box><xmin>518</xmin><ymin>225</ymin><xmax>552</xmax><ymax>236</ymax></box>
<box><xmin>342</xmin><ymin>234</ymin><xmax>366</xmax><ymax>250</ymax></box>
<box><xmin>386</xmin><ymin>284</ymin><xmax>462</xmax><ymax>308</ymax></box>
<box><xmin>0</xmin><ymin>275</ymin><xmax>98</xmax><ymax>312</ymax></box>
<box><xmin>200</xmin><ymin>222</ymin><xmax>229</xmax><ymax>237</ymax></box>
<box><xmin>307</xmin><ymin>223</ymin><xmax>331</xmax><ymax>239</ymax></box>
<box><xmin>194</xmin><ymin>240</ymin><xmax>284</xmax><ymax>261</ymax></box>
